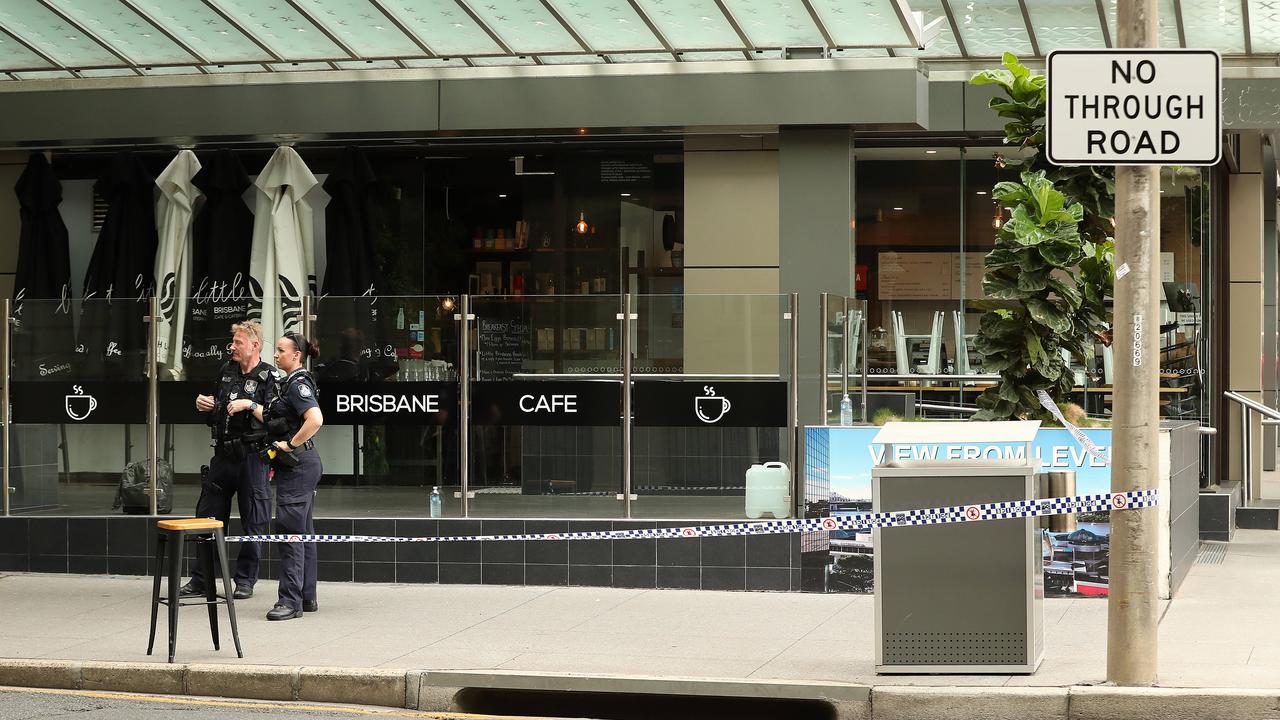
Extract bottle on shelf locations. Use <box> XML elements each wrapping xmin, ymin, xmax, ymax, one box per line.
<box><xmin>430</xmin><ymin>486</ymin><xmax>442</xmax><ymax>518</ymax></box>
<box><xmin>839</xmin><ymin>394</ymin><xmax>854</xmax><ymax>426</ymax></box>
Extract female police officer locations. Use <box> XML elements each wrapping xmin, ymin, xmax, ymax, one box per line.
<box><xmin>228</xmin><ymin>330</ymin><xmax>323</xmax><ymax>621</ymax></box>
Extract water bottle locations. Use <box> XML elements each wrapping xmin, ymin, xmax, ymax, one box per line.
<box><xmin>430</xmin><ymin>486</ymin><xmax>442</xmax><ymax>518</ymax></box>
<box><xmin>839</xmin><ymin>394</ymin><xmax>853</xmax><ymax>426</ymax></box>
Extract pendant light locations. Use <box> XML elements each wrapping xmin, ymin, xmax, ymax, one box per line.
<box><xmin>574</xmin><ymin>212</ymin><xmax>588</xmax><ymax>235</ymax></box>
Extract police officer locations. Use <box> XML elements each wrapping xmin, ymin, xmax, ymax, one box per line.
<box><xmin>180</xmin><ymin>320</ymin><xmax>277</xmax><ymax>600</ymax></box>
<box><xmin>263</xmin><ymin>331</ymin><xmax>323</xmax><ymax>621</ymax></box>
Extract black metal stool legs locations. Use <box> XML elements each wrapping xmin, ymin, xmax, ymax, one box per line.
<box><xmin>167</xmin><ymin>532</ymin><xmax>183</xmax><ymax>663</ymax></box>
<box><xmin>146</xmin><ymin>534</ymin><xmax>166</xmax><ymax>656</ymax></box>
<box><xmin>200</xmin><ymin>540</ymin><xmax>220</xmax><ymax>651</ymax></box>
<box><xmin>214</xmin><ymin>528</ymin><xmax>243</xmax><ymax>658</ymax></box>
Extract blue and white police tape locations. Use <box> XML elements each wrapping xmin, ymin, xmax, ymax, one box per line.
<box><xmin>225</xmin><ymin>488</ymin><xmax>1158</xmax><ymax>544</ymax></box>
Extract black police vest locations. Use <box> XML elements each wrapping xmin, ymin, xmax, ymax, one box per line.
<box><xmin>268</xmin><ymin>369</ymin><xmax>318</xmax><ymax>437</ymax></box>
<box><xmin>214</xmin><ymin>361</ymin><xmax>275</xmax><ymax>440</ymax></box>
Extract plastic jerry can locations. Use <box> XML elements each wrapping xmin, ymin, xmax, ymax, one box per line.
<box><xmin>745</xmin><ymin>462</ymin><xmax>791</xmax><ymax>519</ymax></box>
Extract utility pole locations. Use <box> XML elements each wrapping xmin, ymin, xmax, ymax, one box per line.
<box><xmin>1107</xmin><ymin>0</ymin><xmax>1161</xmax><ymax>687</ymax></box>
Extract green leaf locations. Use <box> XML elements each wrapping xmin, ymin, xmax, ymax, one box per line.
<box><xmin>1017</xmin><ymin>271</ymin><xmax>1049</xmax><ymax>293</ymax></box>
<box><xmin>1025</xmin><ymin>329</ymin><xmax>1047</xmax><ymax>366</ymax></box>
<box><xmin>1038</xmin><ymin>241</ymin><xmax>1086</xmax><ymax>268</ymax></box>
<box><xmin>1026</xmin><ymin>298</ymin><xmax>1072</xmax><ymax>334</ymax></box>
<box><xmin>1046</xmin><ymin>276</ymin><xmax>1083</xmax><ymax>310</ymax></box>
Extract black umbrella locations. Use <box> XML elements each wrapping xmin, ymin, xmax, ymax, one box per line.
<box><xmin>79</xmin><ymin>151</ymin><xmax>159</xmax><ymax>381</ymax></box>
<box><xmin>11</xmin><ymin>152</ymin><xmax>75</xmax><ymax>380</ymax></box>
<box><xmin>183</xmin><ymin>149</ymin><xmax>254</xmax><ymax>379</ymax></box>
<box><xmin>317</xmin><ymin>146</ymin><xmax>392</xmax><ymax>382</ymax></box>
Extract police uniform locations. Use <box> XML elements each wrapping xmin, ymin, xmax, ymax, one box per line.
<box><xmin>189</xmin><ymin>360</ymin><xmax>278</xmax><ymax>592</ymax></box>
<box><xmin>266</xmin><ymin>367</ymin><xmax>321</xmax><ymax>612</ymax></box>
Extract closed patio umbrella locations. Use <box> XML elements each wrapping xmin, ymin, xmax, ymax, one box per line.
<box><xmin>153</xmin><ymin>150</ymin><xmax>202</xmax><ymax>379</ymax></box>
<box><xmin>184</xmin><ymin>149</ymin><xmax>254</xmax><ymax>378</ymax></box>
<box><xmin>80</xmin><ymin>151</ymin><xmax>158</xmax><ymax>381</ymax></box>
<box><xmin>11</xmin><ymin>152</ymin><xmax>75</xmax><ymax>380</ymax></box>
<box><xmin>248</xmin><ymin>146</ymin><xmax>318</xmax><ymax>348</ymax></box>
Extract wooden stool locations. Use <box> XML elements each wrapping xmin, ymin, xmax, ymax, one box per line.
<box><xmin>147</xmin><ymin>518</ymin><xmax>243</xmax><ymax>663</ymax></box>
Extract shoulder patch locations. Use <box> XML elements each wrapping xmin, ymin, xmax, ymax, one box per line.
<box><xmin>299</xmin><ymin>384</ymin><xmax>313</xmax><ymax>398</ymax></box>
<box><xmin>258</xmin><ymin>369</ymin><xmax>269</xmax><ymax>380</ymax></box>
<box><xmin>272</xmin><ymin>369</ymin><xmax>284</xmax><ymax>379</ymax></box>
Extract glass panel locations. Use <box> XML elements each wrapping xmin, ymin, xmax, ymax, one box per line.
<box><xmin>1180</xmin><ymin>0</ymin><xmax>1245</xmax><ymax>52</ymax></box>
<box><xmin>722</xmin><ymin>0</ymin><xmax>825</xmax><ymax>47</ymax></box>
<box><xmin>1024</xmin><ymin>0</ymin><xmax>1106</xmax><ymax>52</ymax></box>
<box><xmin>633</xmin><ymin>0</ymin><xmax>745</xmax><ymax>49</ymax></box>
<box><xmin>822</xmin><ymin>294</ymin><xmax>848</xmax><ymax>425</ymax></box>
<box><xmin>129</xmin><ymin>0</ymin><xmax>272</xmax><ymax>63</ymax></box>
<box><xmin>203</xmin><ymin>63</ymin><xmax>269</xmax><ymax>73</ymax></box>
<box><xmin>468</xmin><ymin>55</ymin><xmax>536</xmax><ymax>66</ymax></box>
<box><xmin>469</xmin><ymin>295</ymin><xmax>624</xmax><ymax>518</ymax></box>
<box><xmin>1101</xmin><ymin>0</ymin><xmax>1180</xmax><ymax>49</ymax></box>
<box><xmin>377</xmin><ymin>0</ymin><xmax>502</xmax><ymax>56</ymax></box>
<box><xmin>0</xmin><ymin>2</ymin><xmax>123</xmax><ymax>66</ymax></box>
<box><xmin>1249</xmin><ymin>0</ymin><xmax>1280</xmax><ymax>53</ymax></box>
<box><xmin>78</xmin><ymin>67</ymin><xmax>138</xmax><ymax>77</ymax></box>
<box><xmin>605</xmin><ymin>51</ymin><xmax>673</xmax><ymax>62</ymax></box>
<box><xmin>208</xmin><ymin>0</ymin><xmax>344</xmax><ymax>61</ymax></box>
<box><xmin>554</xmin><ymin>0</ymin><xmax>664</xmax><ymax>51</ymax></box>
<box><xmin>811</xmin><ymin>0</ymin><xmax>911</xmax><ymax>47</ymax></box>
<box><xmin>631</xmin><ymin>294</ymin><xmax>791</xmax><ymax>520</ymax></box>
<box><xmin>680</xmin><ymin>50</ymin><xmax>749</xmax><ymax>61</ymax></box>
<box><xmin>140</xmin><ymin>65</ymin><xmax>201</xmax><ymax>75</ymax></box>
<box><xmin>894</xmin><ymin>0</ymin><xmax>961</xmax><ymax>57</ymax></box>
<box><xmin>334</xmin><ymin>59</ymin><xmax>402</xmax><ymax>69</ymax></box>
<box><xmin>401</xmin><ymin>57</ymin><xmax>469</xmax><ymax>67</ymax></box>
<box><xmin>952</xmin><ymin>0</ymin><xmax>1033</xmax><ymax>57</ymax></box>
<box><xmin>45</xmin><ymin>0</ymin><xmax>198</xmax><ymax>64</ymax></box>
<box><xmin>829</xmin><ymin>47</ymin><xmax>891</xmax><ymax>57</ymax></box>
<box><xmin>537</xmin><ymin>53</ymin><xmax>606</xmax><ymax>64</ymax></box>
<box><xmin>9</xmin><ymin>298</ymin><xmax>152</xmax><ymax>516</ymax></box>
<box><xmin>465</xmin><ymin>0</ymin><xmax>582</xmax><ymax>53</ymax></box>
<box><xmin>0</xmin><ymin>28</ymin><xmax>55</xmax><ymax>70</ymax></box>
<box><xmin>293</xmin><ymin>0</ymin><xmax>425</xmax><ymax>57</ymax></box>
<box><xmin>855</xmin><ymin>148</ymin><xmax>971</xmax><ymax>419</ymax></box>
<box><xmin>269</xmin><ymin>61</ymin><xmax>332</xmax><ymax>71</ymax></box>
<box><xmin>11</xmin><ymin>70</ymin><xmax>77</xmax><ymax>80</ymax></box>
<box><xmin>1157</xmin><ymin>168</ymin><xmax>1208</xmax><ymax>428</ymax></box>
<box><xmin>309</xmin><ymin>295</ymin><xmax>461</xmax><ymax>518</ymax></box>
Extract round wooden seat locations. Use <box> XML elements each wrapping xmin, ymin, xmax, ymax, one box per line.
<box><xmin>157</xmin><ymin>518</ymin><xmax>224</xmax><ymax>532</ymax></box>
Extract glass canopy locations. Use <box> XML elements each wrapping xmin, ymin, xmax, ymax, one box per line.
<box><xmin>0</xmin><ymin>0</ymin><xmax>1269</xmax><ymax>78</ymax></box>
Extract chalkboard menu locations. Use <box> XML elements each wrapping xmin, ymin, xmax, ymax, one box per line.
<box><xmin>477</xmin><ymin>318</ymin><xmax>532</xmax><ymax>379</ymax></box>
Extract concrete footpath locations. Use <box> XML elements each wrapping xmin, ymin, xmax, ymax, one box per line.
<box><xmin>1</xmin><ymin>530</ymin><xmax>1279</xmax><ymax>719</ymax></box>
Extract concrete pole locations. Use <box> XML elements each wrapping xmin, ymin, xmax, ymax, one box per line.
<box><xmin>1107</xmin><ymin>0</ymin><xmax>1161</xmax><ymax>687</ymax></box>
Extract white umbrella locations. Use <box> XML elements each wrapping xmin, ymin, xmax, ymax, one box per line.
<box><xmin>249</xmin><ymin>146</ymin><xmax>318</xmax><ymax>348</ymax></box>
<box><xmin>154</xmin><ymin>149</ymin><xmax>202</xmax><ymax>379</ymax></box>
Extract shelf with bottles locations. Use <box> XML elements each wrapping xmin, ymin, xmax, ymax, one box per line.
<box><xmin>532</xmin><ymin>325</ymin><xmax>620</xmax><ymax>354</ymax></box>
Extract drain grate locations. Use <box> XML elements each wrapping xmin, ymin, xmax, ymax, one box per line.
<box><xmin>1196</xmin><ymin>542</ymin><xmax>1228</xmax><ymax>565</ymax></box>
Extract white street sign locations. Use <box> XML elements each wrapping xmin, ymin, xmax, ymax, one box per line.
<box><xmin>1046</xmin><ymin>49</ymin><xmax>1220</xmax><ymax>166</ymax></box>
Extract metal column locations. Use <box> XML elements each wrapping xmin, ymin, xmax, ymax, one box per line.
<box><xmin>1242</xmin><ymin>403</ymin><xmax>1253</xmax><ymax>505</ymax></box>
<box><xmin>147</xmin><ymin>296</ymin><xmax>159</xmax><ymax>515</ymax></box>
<box><xmin>860</xmin><ymin>299</ymin><xmax>869</xmax><ymax>424</ymax></box>
<box><xmin>787</xmin><ymin>292</ymin><xmax>800</xmax><ymax>513</ymax></box>
<box><xmin>819</xmin><ymin>293</ymin><xmax>830</xmax><ymax>422</ymax></box>
<box><xmin>458</xmin><ymin>295</ymin><xmax>472</xmax><ymax>517</ymax></box>
<box><xmin>620</xmin><ymin>294</ymin><xmax>634</xmax><ymax>517</ymax></box>
<box><xmin>2</xmin><ymin>299</ymin><xmax>9</xmax><ymax>517</ymax></box>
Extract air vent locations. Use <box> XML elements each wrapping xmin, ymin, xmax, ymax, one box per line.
<box><xmin>882</xmin><ymin>631</ymin><xmax>1026</xmax><ymax>665</ymax></box>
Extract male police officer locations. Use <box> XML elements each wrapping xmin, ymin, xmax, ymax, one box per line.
<box><xmin>180</xmin><ymin>320</ymin><xmax>279</xmax><ymax>599</ymax></box>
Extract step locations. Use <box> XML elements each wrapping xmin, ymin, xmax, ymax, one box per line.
<box><xmin>1236</xmin><ymin>499</ymin><xmax>1280</xmax><ymax>530</ymax></box>
<box><xmin>1199</xmin><ymin>481</ymin><xmax>1240</xmax><ymax>541</ymax></box>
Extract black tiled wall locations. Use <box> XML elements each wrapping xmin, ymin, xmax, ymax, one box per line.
<box><xmin>0</xmin><ymin>516</ymin><xmax>816</xmax><ymax>593</ymax></box>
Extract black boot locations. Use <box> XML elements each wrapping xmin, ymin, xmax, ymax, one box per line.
<box><xmin>303</xmin><ymin>600</ymin><xmax>318</xmax><ymax>613</ymax></box>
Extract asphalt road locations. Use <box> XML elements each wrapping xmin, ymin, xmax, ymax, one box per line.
<box><xmin>0</xmin><ymin>687</ymin><xmax>522</xmax><ymax>720</ymax></box>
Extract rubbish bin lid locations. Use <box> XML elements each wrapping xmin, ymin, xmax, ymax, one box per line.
<box><xmin>871</xmin><ymin>420</ymin><xmax>1040</xmax><ymax>445</ymax></box>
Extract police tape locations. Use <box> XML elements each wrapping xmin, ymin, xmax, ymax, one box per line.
<box><xmin>224</xmin><ymin>489</ymin><xmax>1158</xmax><ymax>544</ymax></box>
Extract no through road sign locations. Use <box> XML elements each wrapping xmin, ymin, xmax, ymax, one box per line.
<box><xmin>1046</xmin><ymin>49</ymin><xmax>1220</xmax><ymax>166</ymax></box>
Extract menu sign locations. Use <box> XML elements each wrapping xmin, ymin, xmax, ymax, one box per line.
<box><xmin>878</xmin><ymin>252</ymin><xmax>985</xmax><ymax>300</ymax></box>
<box><xmin>477</xmin><ymin>319</ymin><xmax>531</xmax><ymax>379</ymax></box>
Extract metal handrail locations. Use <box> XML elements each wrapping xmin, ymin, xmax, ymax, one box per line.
<box><xmin>916</xmin><ymin>403</ymin><xmax>979</xmax><ymax>415</ymax></box>
<box><xmin>846</xmin><ymin>373</ymin><xmax>1002</xmax><ymax>382</ymax></box>
<box><xmin>1224</xmin><ymin>390</ymin><xmax>1280</xmax><ymax>420</ymax></box>
<box><xmin>1223</xmin><ymin>391</ymin><xmax>1280</xmax><ymax>506</ymax></box>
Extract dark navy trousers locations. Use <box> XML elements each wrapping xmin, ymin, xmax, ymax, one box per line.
<box><xmin>273</xmin><ymin>450</ymin><xmax>320</xmax><ymax>610</ymax></box>
<box><xmin>191</xmin><ymin>451</ymin><xmax>270</xmax><ymax>589</ymax></box>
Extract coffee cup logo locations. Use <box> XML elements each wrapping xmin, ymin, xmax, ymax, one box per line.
<box><xmin>65</xmin><ymin>385</ymin><xmax>98</xmax><ymax>421</ymax></box>
<box><xmin>695</xmin><ymin>386</ymin><xmax>731</xmax><ymax>424</ymax></box>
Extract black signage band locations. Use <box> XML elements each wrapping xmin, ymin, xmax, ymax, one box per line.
<box><xmin>633</xmin><ymin>380</ymin><xmax>788</xmax><ymax>428</ymax></box>
<box><xmin>12</xmin><ymin>381</ymin><xmax>148</xmax><ymax>425</ymax></box>
<box><xmin>320</xmin><ymin>381</ymin><xmax>458</xmax><ymax>426</ymax></box>
<box><xmin>471</xmin><ymin>380</ymin><xmax>621</xmax><ymax>427</ymax></box>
